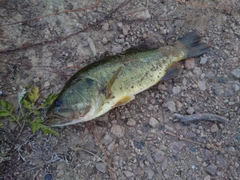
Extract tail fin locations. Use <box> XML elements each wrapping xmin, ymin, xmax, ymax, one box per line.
<box><xmin>178</xmin><ymin>32</ymin><xmax>210</xmax><ymax>58</ymax></box>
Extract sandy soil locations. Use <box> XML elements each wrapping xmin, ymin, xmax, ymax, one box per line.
<box><xmin>0</xmin><ymin>0</ymin><xmax>239</xmax><ymax>179</ymax></box>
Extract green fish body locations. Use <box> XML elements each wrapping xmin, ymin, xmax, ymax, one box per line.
<box><xmin>45</xmin><ymin>32</ymin><xmax>209</xmax><ymax>126</ymax></box>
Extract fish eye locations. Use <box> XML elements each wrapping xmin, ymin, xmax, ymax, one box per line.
<box><xmin>55</xmin><ymin>99</ymin><xmax>63</xmax><ymax>107</ymax></box>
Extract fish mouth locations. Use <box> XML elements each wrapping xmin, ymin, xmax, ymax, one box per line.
<box><xmin>44</xmin><ymin>113</ymin><xmax>70</xmax><ymax>127</ymax></box>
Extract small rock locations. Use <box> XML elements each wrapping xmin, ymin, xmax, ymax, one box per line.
<box><xmin>111</xmin><ymin>124</ymin><xmax>125</xmax><ymax>138</ymax></box>
<box><xmin>149</xmin><ymin>117</ymin><xmax>158</xmax><ymax>127</ymax></box>
<box><xmin>44</xmin><ymin>81</ymin><xmax>50</xmax><ymax>88</ymax></box>
<box><xmin>102</xmin><ymin>22</ymin><xmax>109</xmax><ymax>31</ymax></box>
<box><xmin>204</xmin><ymin>175</ymin><xmax>211</xmax><ymax>180</ymax></box>
<box><xmin>87</xmin><ymin>37</ymin><xmax>97</xmax><ymax>56</ymax></box>
<box><xmin>186</xmin><ymin>107</ymin><xmax>194</xmax><ymax>115</ymax></box>
<box><xmin>161</xmin><ymin>159</ymin><xmax>168</xmax><ymax>171</ymax></box>
<box><xmin>44</xmin><ymin>174</ymin><xmax>52</xmax><ymax>180</ymax></box>
<box><xmin>198</xmin><ymin>81</ymin><xmax>207</xmax><ymax>91</ymax></box>
<box><xmin>166</xmin><ymin>101</ymin><xmax>176</xmax><ymax>112</ymax></box>
<box><xmin>172</xmin><ymin>86</ymin><xmax>181</xmax><ymax>94</ymax></box>
<box><xmin>184</xmin><ymin>58</ymin><xmax>195</xmax><ymax>69</ymax></box>
<box><xmin>193</xmin><ymin>67</ymin><xmax>202</xmax><ymax>75</ymax></box>
<box><xmin>218</xmin><ymin>77</ymin><xmax>225</xmax><ymax>84</ymax></box>
<box><xmin>200</xmin><ymin>56</ymin><xmax>208</xmax><ymax>64</ymax></box>
<box><xmin>200</xmin><ymin>149</ymin><xmax>214</xmax><ymax>160</ymax></box>
<box><xmin>206</xmin><ymin>164</ymin><xmax>217</xmax><ymax>175</ymax></box>
<box><xmin>228</xmin><ymin>146</ymin><xmax>236</xmax><ymax>155</ymax></box>
<box><xmin>126</xmin><ymin>118</ymin><xmax>136</xmax><ymax>126</ymax></box>
<box><xmin>146</xmin><ymin>154</ymin><xmax>154</xmax><ymax>164</ymax></box>
<box><xmin>133</xmin><ymin>140</ymin><xmax>145</xmax><ymax>150</ymax></box>
<box><xmin>216</xmin><ymin>155</ymin><xmax>227</xmax><ymax>168</ymax></box>
<box><xmin>231</xmin><ymin>68</ymin><xmax>240</xmax><ymax>79</ymax></box>
<box><xmin>169</xmin><ymin>141</ymin><xmax>184</xmax><ymax>154</ymax></box>
<box><xmin>175</xmin><ymin>101</ymin><xmax>182</xmax><ymax>110</ymax></box>
<box><xmin>232</xmin><ymin>83</ymin><xmax>239</xmax><ymax>92</ymax></box>
<box><xmin>122</xmin><ymin>25</ymin><xmax>130</xmax><ymax>35</ymax></box>
<box><xmin>206</xmin><ymin>71</ymin><xmax>215</xmax><ymax>79</ymax></box>
<box><xmin>210</xmin><ymin>124</ymin><xmax>218</xmax><ymax>133</ymax></box>
<box><xmin>95</xmin><ymin>162</ymin><xmax>107</xmax><ymax>173</ymax></box>
<box><xmin>131</xmin><ymin>9</ymin><xmax>151</xmax><ymax>20</ymax></box>
<box><xmin>112</xmin><ymin>45</ymin><xmax>123</xmax><ymax>53</ymax></box>
<box><xmin>102</xmin><ymin>37</ymin><xmax>108</xmax><ymax>44</ymax></box>
<box><xmin>153</xmin><ymin>149</ymin><xmax>165</xmax><ymax>162</ymax></box>
<box><xmin>158</xmin><ymin>84</ymin><xmax>167</xmax><ymax>90</ymax></box>
<box><xmin>145</xmin><ymin>167</ymin><xmax>154</xmax><ymax>179</ymax></box>
<box><xmin>124</xmin><ymin>170</ymin><xmax>133</xmax><ymax>177</ymax></box>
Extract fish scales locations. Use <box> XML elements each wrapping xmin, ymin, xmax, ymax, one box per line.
<box><xmin>45</xmin><ymin>32</ymin><xmax>209</xmax><ymax>126</ymax></box>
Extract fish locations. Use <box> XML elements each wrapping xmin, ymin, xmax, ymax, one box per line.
<box><xmin>45</xmin><ymin>32</ymin><xmax>210</xmax><ymax>127</ymax></box>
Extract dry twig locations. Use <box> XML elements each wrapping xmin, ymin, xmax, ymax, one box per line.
<box><xmin>174</xmin><ymin>113</ymin><xmax>229</xmax><ymax>123</ymax></box>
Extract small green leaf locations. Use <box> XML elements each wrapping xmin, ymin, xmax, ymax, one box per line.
<box><xmin>28</xmin><ymin>86</ymin><xmax>40</xmax><ymax>103</ymax></box>
<box><xmin>31</xmin><ymin>118</ymin><xmax>42</xmax><ymax>133</ymax></box>
<box><xmin>41</xmin><ymin>94</ymin><xmax>58</xmax><ymax>107</ymax></box>
<box><xmin>0</xmin><ymin>100</ymin><xmax>7</xmax><ymax>108</ymax></box>
<box><xmin>18</xmin><ymin>89</ymin><xmax>26</xmax><ymax>105</ymax></box>
<box><xmin>0</xmin><ymin>110</ymin><xmax>11</xmax><ymax>117</ymax></box>
<box><xmin>22</xmin><ymin>99</ymin><xmax>32</xmax><ymax>110</ymax></box>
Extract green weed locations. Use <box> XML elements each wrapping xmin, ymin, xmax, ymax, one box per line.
<box><xmin>0</xmin><ymin>86</ymin><xmax>58</xmax><ymax>135</ymax></box>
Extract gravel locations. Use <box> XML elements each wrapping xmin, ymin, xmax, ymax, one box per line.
<box><xmin>1</xmin><ymin>0</ymin><xmax>239</xmax><ymax>180</ymax></box>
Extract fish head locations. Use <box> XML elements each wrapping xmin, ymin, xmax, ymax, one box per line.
<box><xmin>45</xmin><ymin>79</ymin><xmax>100</xmax><ymax>127</ymax></box>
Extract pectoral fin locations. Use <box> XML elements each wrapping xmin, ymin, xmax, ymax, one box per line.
<box><xmin>113</xmin><ymin>94</ymin><xmax>134</xmax><ymax>108</ymax></box>
<box><xmin>160</xmin><ymin>62</ymin><xmax>182</xmax><ymax>82</ymax></box>
<box><xmin>103</xmin><ymin>66</ymin><xmax>122</xmax><ymax>99</ymax></box>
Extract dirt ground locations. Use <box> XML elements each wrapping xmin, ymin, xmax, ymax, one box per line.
<box><xmin>0</xmin><ymin>0</ymin><xmax>239</xmax><ymax>179</ymax></box>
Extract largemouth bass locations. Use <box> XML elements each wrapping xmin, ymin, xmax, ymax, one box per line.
<box><xmin>45</xmin><ymin>32</ymin><xmax>209</xmax><ymax>127</ymax></box>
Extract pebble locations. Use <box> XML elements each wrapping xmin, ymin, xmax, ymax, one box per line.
<box><xmin>161</xmin><ymin>159</ymin><xmax>168</xmax><ymax>171</ymax></box>
<box><xmin>153</xmin><ymin>149</ymin><xmax>165</xmax><ymax>163</ymax></box>
<box><xmin>172</xmin><ymin>86</ymin><xmax>181</xmax><ymax>94</ymax></box>
<box><xmin>149</xmin><ymin>117</ymin><xmax>158</xmax><ymax>128</ymax></box>
<box><xmin>200</xmin><ymin>56</ymin><xmax>208</xmax><ymax>64</ymax></box>
<box><xmin>204</xmin><ymin>175</ymin><xmax>211</xmax><ymax>180</ymax></box>
<box><xmin>112</xmin><ymin>45</ymin><xmax>123</xmax><ymax>53</ymax></box>
<box><xmin>44</xmin><ymin>174</ymin><xmax>52</xmax><ymax>180</ymax></box>
<box><xmin>232</xmin><ymin>83</ymin><xmax>239</xmax><ymax>92</ymax></box>
<box><xmin>133</xmin><ymin>140</ymin><xmax>145</xmax><ymax>150</ymax></box>
<box><xmin>44</xmin><ymin>81</ymin><xmax>50</xmax><ymax>88</ymax></box>
<box><xmin>216</xmin><ymin>155</ymin><xmax>227</xmax><ymax>168</ymax></box>
<box><xmin>186</xmin><ymin>107</ymin><xmax>195</xmax><ymax>115</ymax></box>
<box><xmin>145</xmin><ymin>167</ymin><xmax>154</xmax><ymax>179</ymax></box>
<box><xmin>200</xmin><ymin>149</ymin><xmax>214</xmax><ymax>160</ymax></box>
<box><xmin>126</xmin><ymin>118</ymin><xmax>136</xmax><ymax>126</ymax></box>
<box><xmin>102</xmin><ymin>22</ymin><xmax>109</xmax><ymax>31</ymax></box>
<box><xmin>121</xmin><ymin>25</ymin><xmax>130</xmax><ymax>35</ymax></box>
<box><xmin>166</xmin><ymin>101</ymin><xmax>176</xmax><ymax>112</ymax></box>
<box><xmin>198</xmin><ymin>81</ymin><xmax>207</xmax><ymax>91</ymax></box>
<box><xmin>146</xmin><ymin>154</ymin><xmax>154</xmax><ymax>164</ymax></box>
<box><xmin>184</xmin><ymin>58</ymin><xmax>195</xmax><ymax>69</ymax></box>
<box><xmin>169</xmin><ymin>141</ymin><xmax>184</xmax><ymax>154</ymax></box>
<box><xmin>231</xmin><ymin>68</ymin><xmax>240</xmax><ymax>79</ymax></box>
<box><xmin>131</xmin><ymin>9</ymin><xmax>151</xmax><ymax>20</ymax></box>
<box><xmin>102</xmin><ymin>37</ymin><xmax>108</xmax><ymax>44</ymax></box>
<box><xmin>87</xmin><ymin>37</ymin><xmax>97</xmax><ymax>56</ymax></box>
<box><xmin>95</xmin><ymin>162</ymin><xmax>107</xmax><ymax>173</ymax></box>
<box><xmin>210</xmin><ymin>124</ymin><xmax>218</xmax><ymax>133</ymax></box>
<box><xmin>111</xmin><ymin>124</ymin><xmax>125</xmax><ymax>138</ymax></box>
<box><xmin>193</xmin><ymin>67</ymin><xmax>202</xmax><ymax>75</ymax></box>
<box><xmin>206</xmin><ymin>164</ymin><xmax>217</xmax><ymax>175</ymax></box>
<box><xmin>124</xmin><ymin>170</ymin><xmax>133</xmax><ymax>177</ymax></box>
<box><xmin>227</xmin><ymin>146</ymin><xmax>236</xmax><ymax>155</ymax></box>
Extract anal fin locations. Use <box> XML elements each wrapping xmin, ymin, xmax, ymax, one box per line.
<box><xmin>113</xmin><ymin>95</ymin><xmax>134</xmax><ymax>108</ymax></box>
<box><xmin>160</xmin><ymin>62</ymin><xmax>182</xmax><ymax>82</ymax></box>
